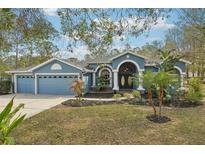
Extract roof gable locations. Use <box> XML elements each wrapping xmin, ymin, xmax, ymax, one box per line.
<box><xmin>110</xmin><ymin>51</ymin><xmax>147</xmax><ymax>61</ymax></box>
<box><xmin>29</xmin><ymin>58</ymin><xmax>83</xmax><ymax>72</ymax></box>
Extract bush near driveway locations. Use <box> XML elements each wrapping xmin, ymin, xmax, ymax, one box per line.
<box><xmin>0</xmin><ymin>80</ymin><xmax>11</xmax><ymax>94</ymax></box>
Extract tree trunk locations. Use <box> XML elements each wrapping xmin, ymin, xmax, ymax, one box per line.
<box><xmin>159</xmin><ymin>87</ymin><xmax>164</xmax><ymax>117</ymax></box>
<box><xmin>147</xmin><ymin>89</ymin><xmax>157</xmax><ymax>116</ymax></box>
<box><xmin>29</xmin><ymin>41</ymin><xmax>33</xmax><ymax>66</ymax></box>
<box><xmin>15</xmin><ymin>44</ymin><xmax>19</xmax><ymax>69</ymax></box>
<box><xmin>202</xmin><ymin>63</ymin><xmax>204</xmax><ymax>79</ymax></box>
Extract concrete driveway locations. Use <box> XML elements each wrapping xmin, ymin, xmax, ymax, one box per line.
<box><xmin>0</xmin><ymin>94</ymin><xmax>72</xmax><ymax>118</ymax></box>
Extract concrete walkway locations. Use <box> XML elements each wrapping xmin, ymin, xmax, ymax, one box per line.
<box><xmin>0</xmin><ymin>94</ymin><xmax>72</xmax><ymax>118</ymax></box>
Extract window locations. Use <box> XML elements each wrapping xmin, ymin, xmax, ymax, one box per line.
<box><xmin>100</xmin><ymin>69</ymin><xmax>110</xmax><ymax>86</ymax></box>
<box><xmin>50</xmin><ymin>63</ymin><xmax>62</xmax><ymax>70</ymax></box>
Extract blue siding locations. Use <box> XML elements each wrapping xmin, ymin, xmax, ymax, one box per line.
<box><xmin>17</xmin><ymin>76</ymin><xmax>34</xmax><ymax>93</ymax></box>
<box><xmin>87</xmin><ymin>64</ymin><xmax>98</xmax><ymax>70</ymax></box>
<box><xmin>83</xmin><ymin>73</ymin><xmax>92</xmax><ymax>93</ymax></box>
<box><xmin>34</xmin><ymin>60</ymin><xmax>82</xmax><ymax>74</ymax></box>
<box><xmin>145</xmin><ymin>66</ymin><xmax>159</xmax><ymax>72</ymax></box>
<box><xmin>38</xmin><ymin>75</ymin><xmax>76</xmax><ymax>95</ymax></box>
<box><xmin>112</xmin><ymin>53</ymin><xmax>145</xmax><ymax>70</ymax></box>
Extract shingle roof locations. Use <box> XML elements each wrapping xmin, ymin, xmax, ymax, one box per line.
<box><xmin>6</xmin><ymin>51</ymin><xmax>191</xmax><ymax>73</ymax></box>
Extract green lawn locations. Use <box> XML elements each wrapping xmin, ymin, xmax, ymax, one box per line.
<box><xmin>12</xmin><ymin>103</ymin><xmax>205</xmax><ymax>144</ymax></box>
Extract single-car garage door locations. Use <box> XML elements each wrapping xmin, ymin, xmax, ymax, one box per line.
<box><xmin>17</xmin><ymin>75</ymin><xmax>35</xmax><ymax>93</ymax></box>
<box><xmin>38</xmin><ymin>75</ymin><xmax>78</xmax><ymax>95</ymax></box>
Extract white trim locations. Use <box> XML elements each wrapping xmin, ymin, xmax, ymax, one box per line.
<box><xmin>180</xmin><ymin>59</ymin><xmax>191</xmax><ymax>64</ymax></box>
<box><xmin>174</xmin><ymin>66</ymin><xmax>185</xmax><ymax>75</ymax></box>
<box><xmin>137</xmin><ymin>71</ymin><xmax>145</xmax><ymax>91</ymax></box>
<box><xmin>174</xmin><ymin>66</ymin><xmax>185</xmax><ymax>88</ymax></box>
<box><xmin>113</xmin><ymin>69</ymin><xmax>118</xmax><ymax>72</ymax></box>
<box><xmin>116</xmin><ymin>59</ymin><xmax>144</xmax><ymax>72</ymax></box>
<box><xmin>13</xmin><ymin>73</ymin><xmax>34</xmax><ymax>94</ymax></box>
<box><xmin>35</xmin><ymin>74</ymin><xmax>37</xmax><ymax>95</ymax></box>
<box><xmin>94</xmin><ymin>64</ymin><xmax>113</xmax><ymax>72</ymax></box>
<box><xmin>113</xmin><ymin>71</ymin><xmax>119</xmax><ymax>91</ymax></box>
<box><xmin>110</xmin><ymin>51</ymin><xmax>148</xmax><ymax>61</ymax></box>
<box><xmin>99</xmin><ymin>67</ymin><xmax>112</xmax><ymax>88</ymax></box>
<box><xmin>28</xmin><ymin>58</ymin><xmax>83</xmax><ymax>72</ymax></box>
<box><xmin>6</xmin><ymin>70</ymin><xmax>31</xmax><ymax>73</ymax></box>
<box><xmin>34</xmin><ymin>73</ymin><xmax>80</xmax><ymax>94</ymax></box>
<box><xmin>14</xmin><ymin>74</ymin><xmax>17</xmax><ymax>93</ymax></box>
<box><xmin>35</xmin><ymin>73</ymin><xmax>80</xmax><ymax>76</ymax></box>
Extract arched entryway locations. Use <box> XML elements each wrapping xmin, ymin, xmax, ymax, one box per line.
<box><xmin>118</xmin><ymin>62</ymin><xmax>138</xmax><ymax>89</ymax></box>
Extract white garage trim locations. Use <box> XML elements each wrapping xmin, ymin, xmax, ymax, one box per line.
<box><xmin>14</xmin><ymin>73</ymin><xmax>33</xmax><ymax>93</ymax></box>
<box><xmin>34</xmin><ymin>73</ymin><xmax>80</xmax><ymax>95</ymax></box>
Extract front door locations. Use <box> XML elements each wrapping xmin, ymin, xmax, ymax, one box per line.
<box><xmin>119</xmin><ymin>74</ymin><xmax>133</xmax><ymax>89</ymax></box>
<box><xmin>118</xmin><ymin>62</ymin><xmax>137</xmax><ymax>89</ymax></box>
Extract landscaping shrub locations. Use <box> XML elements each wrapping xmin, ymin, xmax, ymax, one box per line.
<box><xmin>186</xmin><ymin>77</ymin><xmax>203</xmax><ymax>102</ymax></box>
<box><xmin>96</xmin><ymin>76</ymin><xmax>107</xmax><ymax>91</ymax></box>
<box><xmin>112</xmin><ymin>94</ymin><xmax>122</xmax><ymax>101</ymax></box>
<box><xmin>131</xmin><ymin>90</ymin><xmax>141</xmax><ymax>98</ymax></box>
<box><xmin>0</xmin><ymin>80</ymin><xmax>11</xmax><ymax>94</ymax></box>
<box><xmin>0</xmin><ymin>97</ymin><xmax>26</xmax><ymax>144</ymax></box>
<box><xmin>123</xmin><ymin>92</ymin><xmax>132</xmax><ymax>99</ymax></box>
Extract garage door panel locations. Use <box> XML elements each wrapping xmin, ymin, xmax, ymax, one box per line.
<box><xmin>17</xmin><ymin>76</ymin><xmax>35</xmax><ymax>93</ymax></box>
<box><xmin>38</xmin><ymin>75</ymin><xmax>77</xmax><ymax>95</ymax></box>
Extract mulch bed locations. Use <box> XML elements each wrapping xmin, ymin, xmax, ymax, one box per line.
<box><xmin>84</xmin><ymin>93</ymin><xmax>114</xmax><ymax>98</ymax></box>
<box><xmin>60</xmin><ymin>98</ymin><xmax>203</xmax><ymax>108</ymax></box>
<box><xmin>164</xmin><ymin>100</ymin><xmax>203</xmax><ymax>108</ymax></box>
<box><xmin>146</xmin><ymin>114</ymin><xmax>171</xmax><ymax>123</ymax></box>
<box><xmin>61</xmin><ymin>98</ymin><xmax>146</xmax><ymax>107</ymax></box>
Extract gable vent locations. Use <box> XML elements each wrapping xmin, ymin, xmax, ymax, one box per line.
<box><xmin>50</xmin><ymin>63</ymin><xmax>62</xmax><ymax>70</ymax></box>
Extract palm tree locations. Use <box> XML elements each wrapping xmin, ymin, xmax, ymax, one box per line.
<box><xmin>142</xmin><ymin>70</ymin><xmax>157</xmax><ymax>116</ymax></box>
<box><xmin>158</xmin><ymin>49</ymin><xmax>182</xmax><ymax>72</ymax></box>
<box><xmin>154</xmin><ymin>71</ymin><xmax>171</xmax><ymax>116</ymax></box>
<box><xmin>70</xmin><ymin>79</ymin><xmax>84</xmax><ymax>101</ymax></box>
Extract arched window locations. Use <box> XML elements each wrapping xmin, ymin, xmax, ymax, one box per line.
<box><xmin>101</xmin><ymin>69</ymin><xmax>110</xmax><ymax>86</ymax></box>
<box><xmin>50</xmin><ymin>63</ymin><xmax>62</xmax><ymax>70</ymax></box>
<box><xmin>99</xmin><ymin>68</ymin><xmax>112</xmax><ymax>87</ymax></box>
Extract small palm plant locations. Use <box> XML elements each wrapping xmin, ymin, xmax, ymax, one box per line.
<box><xmin>142</xmin><ymin>70</ymin><xmax>157</xmax><ymax>116</ymax></box>
<box><xmin>70</xmin><ymin>79</ymin><xmax>84</xmax><ymax>102</ymax></box>
<box><xmin>154</xmin><ymin>71</ymin><xmax>171</xmax><ymax>116</ymax></box>
<box><xmin>0</xmin><ymin>97</ymin><xmax>26</xmax><ymax>144</ymax></box>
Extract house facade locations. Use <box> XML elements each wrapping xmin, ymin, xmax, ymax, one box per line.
<box><xmin>7</xmin><ymin>51</ymin><xmax>190</xmax><ymax>95</ymax></box>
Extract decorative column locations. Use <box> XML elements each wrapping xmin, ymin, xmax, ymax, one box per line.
<box><xmin>113</xmin><ymin>70</ymin><xmax>119</xmax><ymax>91</ymax></box>
<box><xmin>179</xmin><ymin>73</ymin><xmax>186</xmax><ymax>90</ymax></box>
<box><xmin>92</xmin><ymin>72</ymin><xmax>96</xmax><ymax>87</ymax></box>
<box><xmin>137</xmin><ymin>71</ymin><xmax>144</xmax><ymax>91</ymax></box>
<box><xmin>34</xmin><ymin>74</ymin><xmax>38</xmax><ymax>95</ymax></box>
<box><xmin>14</xmin><ymin>74</ymin><xmax>17</xmax><ymax>93</ymax></box>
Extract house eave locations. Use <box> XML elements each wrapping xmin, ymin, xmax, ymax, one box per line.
<box><xmin>5</xmin><ymin>70</ymin><xmax>32</xmax><ymax>74</ymax></box>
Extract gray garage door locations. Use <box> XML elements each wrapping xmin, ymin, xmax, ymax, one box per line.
<box><xmin>17</xmin><ymin>75</ymin><xmax>35</xmax><ymax>93</ymax></box>
<box><xmin>38</xmin><ymin>75</ymin><xmax>78</xmax><ymax>95</ymax></box>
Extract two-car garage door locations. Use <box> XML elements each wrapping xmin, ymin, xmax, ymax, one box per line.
<box><xmin>38</xmin><ymin>75</ymin><xmax>78</xmax><ymax>95</ymax></box>
<box><xmin>16</xmin><ymin>75</ymin><xmax>78</xmax><ymax>95</ymax></box>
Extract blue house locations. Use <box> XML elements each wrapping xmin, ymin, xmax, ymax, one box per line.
<box><xmin>7</xmin><ymin>51</ymin><xmax>191</xmax><ymax>95</ymax></box>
